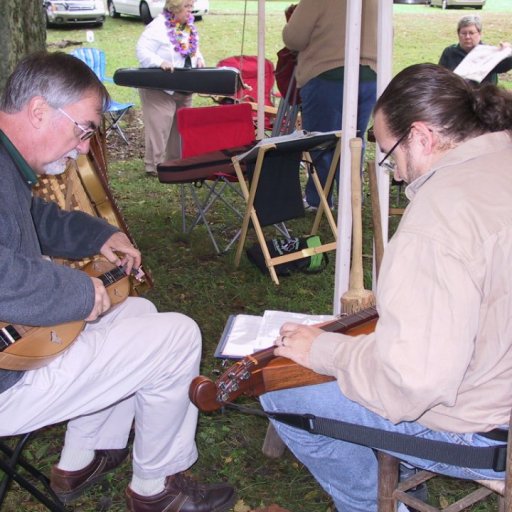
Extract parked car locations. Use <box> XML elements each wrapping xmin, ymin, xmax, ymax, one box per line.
<box><xmin>192</xmin><ymin>0</ymin><xmax>209</xmax><ymax>18</ymax></box>
<box><xmin>44</xmin><ymin>0</ymin><xmax>106</xmax><ymax>27</ymax></box>
<box><xmin>107</xmin><ymin>0</ymin><xmax>208</xmax><ymax>24</ymax></box>
<box><xmin>429</xmin><ymin>0</ymin><xmax>485</xmax><ymax>9</ymax></box>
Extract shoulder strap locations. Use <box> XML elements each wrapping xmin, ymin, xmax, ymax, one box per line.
<box><xmin>267</xmin><ymin>411</ymin><xmax>507</xmax><ymax>472</ymax></box>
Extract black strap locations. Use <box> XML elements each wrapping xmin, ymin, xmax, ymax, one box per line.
<box><xmin>266</xmin><ymin>412</ymin><xmax>507</xmax><ymax>472</ymax></box>
<box><xmin>478</xmin><ymin>428</ymin><xmax>509</xmax><ymax>443</ymax></box>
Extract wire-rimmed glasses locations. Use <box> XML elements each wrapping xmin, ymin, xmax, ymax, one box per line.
<box><xmin>378</xmin><ymin>128</ymin><xmax>410</xmax><ymax>174</ymax></box>
<box><xmin>57</xmin><ymin>108</ymin><xmax>96</xmax><ymax>142</ymax></box>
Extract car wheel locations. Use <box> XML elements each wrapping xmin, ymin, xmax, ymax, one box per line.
<box><xmin>441</xmin><ymin>0</ymin><xmax>448</xmax><ymax>8</ymax></box>
<box><xmin>140</xmin><ymin>1</ymin><xmax>153</xmax><ymax>24</ymax></box>
<box><xmin>108</xmin><ymin>0</ymin><xmax>120</xmax><ymax>18</ymax></box>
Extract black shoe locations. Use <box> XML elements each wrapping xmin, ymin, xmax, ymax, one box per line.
<box><xmin>126</xmin><ymin>472</ymin><xmax>236</xmax><ymax>512</ymax></box>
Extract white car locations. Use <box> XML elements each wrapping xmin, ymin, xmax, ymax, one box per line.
<box><xmin>44</xmin><ymin>0</ymin><xmax>106</xmax><ymax>27</ymax></box>
<box><xmin>192</xmin><ymin>0</ymin><xmax>208</xmax><ymax>18</ymax></box>
<box><xmin>108</xmin><ymin>0</ymin><xmax>208</xmax><ymax>24</ymax></box>
<box><xmin>429</xmin><ymin>0</ymin><xmax>485</xmax><ymax>9</ymax></box>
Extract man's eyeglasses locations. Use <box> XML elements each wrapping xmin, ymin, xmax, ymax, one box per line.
<box><xmin>57</xmin><ymin>108</ymin><xmax>96</xmax><ymax>142</ymax></box>
<box><xmin>378</xmin><ymin>129</ymin><xmax>410</xmax><ymax>173</ymax></box>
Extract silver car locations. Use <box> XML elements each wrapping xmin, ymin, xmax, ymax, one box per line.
<box><xmin>429</xmin><ymin>0</ymin><xmax>485</xmax><ymax>9</ymax></box>
<box><xmin>44</xmin><ymin>0</ymin><xmax>106</xmax><ymax>27</ymax></box>
<box><xmin>107</xmin><ymin>0</ymin><xmax>208</xmax><ymax>24</ymax></box>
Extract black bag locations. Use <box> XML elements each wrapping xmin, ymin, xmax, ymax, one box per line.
<box><xmin>246</xmin><ymin>236</ymin><xmax>328</xmax><ymax>277</ymax></box>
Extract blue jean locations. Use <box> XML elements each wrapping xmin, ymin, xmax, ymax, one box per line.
<box><xmin>300</xmin><ymin>76</ymin><xmax>377</xmax><ymax>207</ymax></box>
<box><xmin>260</xmin><ymin>381</ymin><xmax>505</xmax><ymax>512</ymax></box>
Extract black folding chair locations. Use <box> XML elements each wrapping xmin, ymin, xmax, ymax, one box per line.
<box><xmin>0</xmin><ymin>432</ymin><xmax>67</xmax><ymax>511</ymax></box>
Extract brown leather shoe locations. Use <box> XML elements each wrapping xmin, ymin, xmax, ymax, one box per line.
<box><xmin>50</xmin><ymin>448</ymin><xmax>129</xmax><ymax>503</ymax></box>
<box><xmin>125</xmin><ymin>472</ymin><xmax>236</xmax><ymax>512</ymax></box>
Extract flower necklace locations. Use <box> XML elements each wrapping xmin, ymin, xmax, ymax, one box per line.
<box><xmin>163</xmin><ymin>9</ymin><xmax>198</xmax><ymax>57</ymax></box>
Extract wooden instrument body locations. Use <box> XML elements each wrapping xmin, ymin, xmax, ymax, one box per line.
<box><xmin>0</xmin><ymin>260</ymin><xmax>131</xmax><ymax>371</ymax></box>
<box><xmin>189</xmin><ymin>308</ymin><xmax>378</xmax><ymax>412</ymax></box>
<box><xmin>76</xmin><ymin>134</ymin><xmax>153</xmax><ymax>294</ymax></box>
<box><xmin>34</xmin><ymin>133</ymin><xmax>153</xmax><ymax>294</ymax></box>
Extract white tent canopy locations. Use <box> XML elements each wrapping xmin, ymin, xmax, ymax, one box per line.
<box><xmin>255</xmin><ymin>0</ymin><xmax>394</xmax><ymax>313</ymax></box>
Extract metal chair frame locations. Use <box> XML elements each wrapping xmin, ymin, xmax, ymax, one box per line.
<box><xmin>157</xmin><ymin>103</ymin><xmax>257</xmax><ymax>254</ymax></box>
<box><xmin>0</xmin><ymin>432</ymin><xmax>66</xmax><ymax>511</ymax></box>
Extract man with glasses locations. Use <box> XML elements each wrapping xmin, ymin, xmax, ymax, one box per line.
<box><xmin>439</xmin><ymin>15</ymin><xmax>512</xmax><ymax>85</ymax></box>
<box><xmin>260</xmin><ymin>63</ymin><xmax>512</xmax><ymax>511</ymax></box>
<box><xmin>0</xmin><ymin>52</ymin><xmax>235</xmax><ymax>512</ymax></box>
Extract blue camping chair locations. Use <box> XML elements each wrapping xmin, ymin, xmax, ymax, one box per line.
<box><xmin>71</xmin><ymin>47</ymin><xmax>134</xmax><ymax>144</ymax></box>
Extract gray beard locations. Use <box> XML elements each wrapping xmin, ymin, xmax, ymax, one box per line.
<box><xmin>43</xmin><ymin>149</ymin><xmax>79</xmax><ymax>175</ymax></box>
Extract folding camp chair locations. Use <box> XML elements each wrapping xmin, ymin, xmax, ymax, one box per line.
<box><xmin>232</xmin><ymin>130</ymin><xmax>343</xmax><ymax>284</ymax></box>
<box><xmin>157</xmin><ymin>103</ymin><xmax>257</xmax><ymax>254</ymax></box>
<box><xmin>71</xmin><ymin>48</ymin><xmax>134</xmax><ymax>144</ymax></box>
<box><xmin>216</xmin><ymin>55</ymin><xmax>278</xmax><ymax>131</ymax></box>
<box><xmin>0</xmin><ymin>432</ymin><xmax>66</xmax><ymax>511</ymax></box>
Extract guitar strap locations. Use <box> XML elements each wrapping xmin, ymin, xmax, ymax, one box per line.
<box><xmin>226</xmin><ymin>404</ymin><xmax>508</xmax><ymax>472</ymax></box>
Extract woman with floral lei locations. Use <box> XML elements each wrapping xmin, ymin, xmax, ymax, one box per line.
<box><xmin>136</xmin><ymin>0</ymin><xmax>205</xmax><ymax>177</ymax></box>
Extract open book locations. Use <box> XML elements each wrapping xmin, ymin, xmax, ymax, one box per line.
<box><xmin>454</xmin><ymin>44</ymin><xmax>512</xmax><ymax>83</ymax></box>
<box><xmin>215</xmin><ymin>310</ymin><xmax>336</xmax><ymax>359</ymax></box>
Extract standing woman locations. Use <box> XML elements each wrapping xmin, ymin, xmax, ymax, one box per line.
<box><xmin>283</xmin><ymin>0</ymin><xmax>377</xmax><ymax>209</ymax></box>
<box><xmin>136</xmin><ymin>0</ymin><xmax>205</xmax><ymax>177</ymax></box>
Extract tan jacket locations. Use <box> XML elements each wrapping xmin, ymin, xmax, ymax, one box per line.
<box><xmin>311</xmin><ymin>131</ymin><xmax>512</xmax><ymax>433</ymax></box>
<box><xmin>282</xmin><ymin>0</ymin><xmax>378</xmax><ymax>88</ymax></box>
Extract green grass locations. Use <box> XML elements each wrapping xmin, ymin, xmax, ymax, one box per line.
<box><xmin>6</xmin><ymin>3</ymin><xmax>508</xmax><ymax>511</ymax></box>
<box><xmin>47</xmin><ymin>0</ymin><xmax>512</xmax><ymax>107</ymax></box>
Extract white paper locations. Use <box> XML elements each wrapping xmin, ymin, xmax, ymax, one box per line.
<box><xmin>218</xmin><ymin>310</ymin><xmax>336</xmax><ymax>358</ymax></box>
<box><xmin>218</xmin><ymin>314</ymin><xmax>262</xmax><ymax>357</ymax></box>
<box><xmin>454</xmin><ymin>44</ymin><xmax>512</xmax><ymax>83</ymax></box>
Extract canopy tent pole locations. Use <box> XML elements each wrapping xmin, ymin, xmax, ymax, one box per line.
<box><xmin>333</xmin><ymin>0</ymin><xmax>394</xmax><ymax>314</ymax></box>
<box><xmin>333</xmin><ymin>0</ymin><xmax>363</xmax><ymax>314</ymax></box>
<box><xmin>256</xmin><ymin>0</ymin><xmax>265</xmax><ymax>140</ymax></box>
<box><xmin>376</xmin><ymin>0</ymin><xmax>394</xmax><ymax>248</ymax></box>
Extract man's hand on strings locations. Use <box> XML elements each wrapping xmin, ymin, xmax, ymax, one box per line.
<box><xmin>273</xmin><ymin>322</ymin><xmax>324</xmax><ymax>369</ymax></box>
<box><xmin>100</xmin><ymin>232</ymin><xmax>141</xmax><ymax>275</ymax></box>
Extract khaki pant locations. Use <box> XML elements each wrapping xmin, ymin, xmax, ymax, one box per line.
<box><xmin>0</xmin><ymin>297</ymin><xmax>201</xmax><ymax>479</ymax></box>
<box><xmin>139</xmin><ymin>88</ymin><xmax>193</xmax><ymax>174</ymax></box>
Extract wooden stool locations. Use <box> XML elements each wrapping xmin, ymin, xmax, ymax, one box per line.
<box><xmin>262</xmin><ymin>423</ymin><xmax>286</xmax><ymax>458</ymax></box>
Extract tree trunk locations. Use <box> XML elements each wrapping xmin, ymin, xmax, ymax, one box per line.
<box><xmin>0</xmin><ymin>0</ymin><xmax>46</xmax><ymax>94</ymax></box>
